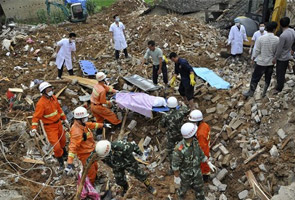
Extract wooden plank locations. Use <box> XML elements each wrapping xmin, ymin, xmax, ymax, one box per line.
<box><xmin>8</xmin><ymin>88</ymin><xmax>23</xmax><ymax>93</ymax></box>
<box><xmin>56</xmin><ymin>86</ymin><xmax>67</xmax><ymax>98</ymax></box>
<box><xmin>63</xmin><ymin>75</ymin><xmax>97</xmax><ymax>89</ymax></box>
<box><xmin>118</xmin><ymin>109</ymin><xmax>129</xmax><ymax>140</ymax></box>
<box><xmin>244</xmin><ymin>147</ymin><xmax>266</xmax><ymax>164</ymax></box>
<box><xmin>47</xmin><ymin>80</ymin><xmax>71</xmax><ymax>84</ymax></box>
<box><xmin>246</xmin><ymin>170</ymin><xmax>271</xmax><ymax>200</ymax></box>
<box><xmin>281</xmin><ymin>135</ymin><xmax>293</xmax><ymax>149</ymax></box>
<box><xmin>134</xmin><ymin>156</ymin><xmax>150</xmax><ymax>165</ymax></box>
<box><xmin>22</xmin><ymin>157</ymin><xmax>45</xmax><ymax>165</ymax></box>
<box><xmin>138</xmin><ymin>138</ymin><xmax>145</xmax><ymax>152</ymax></box>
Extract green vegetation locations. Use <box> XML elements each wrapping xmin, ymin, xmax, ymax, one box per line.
<box><xmin>36</xmin><ymin>9</ymin><xmax>67</xmax><ymax>24</ymax></box>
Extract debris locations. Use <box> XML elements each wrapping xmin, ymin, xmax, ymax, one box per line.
<box><xmin>219</xmin><ymin>144</ymin><xmax>229</xmax><ymax>155</ymax></box>
<box><xmin>63</xmin><ymin>75</ymin><xmax>97</xmax><ymax>89</ymax></box>
<box><xmin>22</xmin><ymin>157</ymin><xmax>45</xmax><ymax>165</ymax></box>
<box><xmin>127</xmin><ymin>120</ymin><xmax>137</xmax><ymax>130</ymax></box>
<box><xmin>270</xmin><ymin>145</ymin><xmax>279</xmax><ymax>157</ymax></box>
<box><xmin>246</xmin><ymin>170</ymin><xmax>271</xmax><ymax>200</ymax></box>
<box><xmin>216</xmin><ymin>168</ymin><xmax>228</xmax><ymax>181</ymax></box>
<box><xmin>238</xmin><ymin>190</ymin><xmax>249</xmax><ymax>200</ymax></box>
<box><xmin>143</xmin><ymin>136</ymin><xmax>151</xmax><ymax>147</ymax></box>
<box><xmin>277</xmin><ymin>129</ymin><xmax>287</xmax><ymax>140</ymax></box>
<box><xmin>8</xmin><ymin>88</ymin><xmax>23</xmax><ymax>93</ymax></box>
<box><xmin>244</xmin><ymin>147</ymin><xmax>266</xmax><ymax>164</ymax></box>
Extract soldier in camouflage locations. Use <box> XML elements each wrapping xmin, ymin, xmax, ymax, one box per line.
<box><xmin>159</xmin><ymin>96</ymin><xmax>189</xmax><ymax>163</ymax></box>
<box><xmin>96</xmin><ymin>140</ymin><xmax>157</xmax><ymax>195</ymax></box>
<box><xmin>172</xmin><ymin>123</ymin><xmax>216</xmax><ymax>200</ymax></box>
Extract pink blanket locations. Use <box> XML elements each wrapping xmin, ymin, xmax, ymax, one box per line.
<box><xmin>77</xmin><ymin>173</ymin><xmax>100</xmax><ymax>200</ymax></box>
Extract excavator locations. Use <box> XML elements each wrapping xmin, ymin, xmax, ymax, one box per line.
<box><xmin>45</xmin><ymin>0</ymin><xmax>88</xmax><ymax>23</ymax></box>
<box><xmin>236</xmin><ymin>0</ymin><xmax>287</xmax><ymax>45</ymax></box>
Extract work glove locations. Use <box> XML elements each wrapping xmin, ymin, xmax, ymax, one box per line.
<box><xmin>249</xmin><ymin>47</ymin><xmax>252</xmax><ymax>55</ymax></box>
<box><xmin>103</xmin><ymin>123</ymin><xmax>112</xmax><ymax>128</ymax></box>
<box><xmin>189</xmin><ymin>73</ymin><xmax>196</xmax><ymax>86</ymax></box>
<box><xmin>64</xmin><ymin>119</ymin><xmax>70</xmax><ymax>128</ymax></box>
<box><xmin>30</xmin><ymin>129</ymin><xmax>37</xmax><ymax>137</ymax></box>
<box><xmin>174</xmin><ymin>176</ymin><xmax>181</xmax><ymax>185</ymax></box>
<box><xmin>83</xmin><ymin>133</ymin><xmax>87</xmax><ymax>141</ymax></box>
<box><xmin>170</xmin><ymin>76</ymin><xmax>176</xmax><ymax>88</ymax></box>
<box><xmin>65</xmin><ymin>164</ymin><xmax>74</xmax><ymax>175</ymax></box>
<box><xmin>208</xmin><ymin>161</ymin><xmax>217</xmax><ymax>172</ymax></box>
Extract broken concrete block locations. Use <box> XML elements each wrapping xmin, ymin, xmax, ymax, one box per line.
<box><xmin>206</xmin><ymin>107</ymin><xmax>216</xmax><ymax>114</ymax></box>
<box><xmin>244</xmin><ymin>102</ymin><xmax>252</xmax><ymax>116</ymax></box>
<box><xmin>208</xmin><ymin>184</ymin><xmax>218</xmax><ymax>192</ymax></box>
<box><xmin>219</xmin><ymin>194</ymin><xmax>227</xmax><ymax>200</ymax></box>
<box><xmin>218</xmin><ymin>183</ymin><xmax>227</xmax><ymax>192</ymax></box>
<box><xmin>270</xmin><ymin>145</ymin><xmax>279</xmax><ymax>157</ymax></box>
<box><xmin>216</xmin><ymin>103</ymin><xmax>228</xmax><ymax>114</ymax></box>
<box><xmin>222</xmin><ymin>154</ymin><xmax>231</xmax><ymax>167</ymax></box>
<box><xmin>7</xmin><ymin>121</ymin><xmax>27</xmax><ymax>135</ymax></box>
<box><xmin>211</xmin><ymin>95</ymin><xmax>221</xmax><ymax>103</ymax></box>
<box><xmin>251</xmin><ymin>104</ymin><xmax>257</xmax><ymax>113</ymax></box>
<box><xmin>217</xmin><ymin>169</ymin><xmax>228</xmax><ymax>181</ymax></box>
<box><xmin>259</xmin><ymin>164</ymin><xmax>268</xmax><ymax>172</ymax></box>
<box><xmin>123</xmin><ymin>83</ymin><xmax>128</xmax><ymax>90</ymax></box>
<box><xmin>127</xmin><ymin>120</ymin><xmax>137</xmax><ymax>130</ymax></box>
<box><xmin>254</xmin><ymin>115</ymin><xmax>260</xmax><ymax>123</ymax></box>
<box><xmin>143</xmin><ymin>136</ymin><xmax>151</xmax><ymax>147</ymax></box>
<box><xmin>219</xmin><ymin>144</ymin><xmax>229</xmax><ymax>155</ymax></box>
<box><xmin>277</xmin><ymin>129</ymin><xmax>287</xmax><ymax>140</ymax></box>
<box><xmin>229</xmin><ymin>112</ymin><xmax>237</xmax><ymax>118</ymax></box>
<box><xmin>212</xmin><ymin>178</ymin><xmax>222</xmax><ymax>187</ymax></box>
<box><xmin>231</xmin><ymin>119</ymin><xmax>243</xmax><ymax>130</ymax></box>
<box><xmin>212</xmin><ymin>143</ymin><xmax>221</xmax><ymax>152</ymax></box>
<box><xmin>238</xmin><ymin>190</ymin><xmax>248</xmax><ymax>199</ymax></box>
<box><xmin>71</xmin><ymin>98</ymin><xmax>78</xmax><ymax>105</ymax></box>
<box><xmin>261</xmin><ymin>109</ymin><xmax>268</xmax><ymax>116</ymax></box>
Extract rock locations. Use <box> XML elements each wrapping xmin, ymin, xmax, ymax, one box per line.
<box><xmin>259</xmin><ymin>164</ymin><xmax>268</xmax><ymax>172</ymax></box>
<box><xmin>229</xmin><ymin>112</ymin><xmax>238</xmax><ymax>118</ymax></box>
<box><xmin>251</xmin><ymin>104</ymin><xmax>257</xmax><ymax>113</ymax></box>
<box><xmin>219</xmin><ymin>194</ymin><xmax>227</xmax><ymax>200</ymax></box>
<box><xmin>6</xmin><ymin>121</ymin><xmax>27</xmax><ymax>135</ymax></box>
<box><xmin>143</xmin><ymin>136</ymin><xmax>151</xmax><ymax>146</ymax></box>
<box><xmin>219</xmin><ymin>144</ymin><xmax>229</xmax><ymax>155</ymax></box>
<box><xmin>206</xmin><ymin>107</ymin><xmax>216</xmax><ymax>114</ymax></box>
<box><xmin>127</xmin><ymin>120</ymin><xmax>137</xmax><ymax>130</ymax></box>
<box><xmin>270</xmin><ymin>145</ymin><xmax>279</xmax><ymax>157</ymax></box>
<box><xmin>216</xmin><ymin>103</ymin><xmax>228</xmax><ymax>114</ymax></box>
<box><xmin>258</xmin><ymin>172</ymin><xmax>265</xmax><ymax>182</ymax></box>
<box><xmin>271</xmin><ymin>182</ymin><xmax>295</xmax><ymax>200</ymax></box>
<box><xmin>261</xmin><ymin>109</ymin><xmax>268</xmax><ymax>116</ymax></box>
<box><xmin>277</xmin><ymin>129</ymin><xmax>287</xmax><ymax>140</ymax></box>
<box><xmin>213</xmin><ymin>178</ymin><xmax>222</xmax><ymax>187</ymax></box>
<box><xmin>217</xmin><ymin>169</ymin><xmax>228</xmax><ymax>181</ymax></box>
<box><xmin>254</xmin><ymin>115</ymin><xmax>260</xmax><ymax>123</ymax></box>
<box><xmin>238</xmin><ymin>190</ymin><xmax>249</xmax><ymax>199</ymax></box>
<box><xmin>218</xmin><ymin>183</ymin><xmax>227</xmax><ymax>192</ymax></box>
<box><xmin>209</xmin><ymin>184</ymin><xmax>218</xmax><ymax>192</ymax></box>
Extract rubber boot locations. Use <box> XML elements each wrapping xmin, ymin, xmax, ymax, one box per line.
<box><xmin>144</xmin><ymin>179</ymin><xmax>157</xmax><ymax>195</ymax></box>
<box><xmin>243</xmin><ymin>83</ymin><xmax>257</xmax><ymax>97</ymax></box>
<box><xmin>57</xmin><ymin>157</ymin><xmax>64</xmax><ymax>173</ymax></box>
<box><xmin>62</xmin><ymin>148</ymin><xmax>68</xmax><ymax>160</ymax></box>
<box><xmin>262</xmin><ymin>84</ymin><xmax>269</xmax><ymax>97</ymax></box>
<box><xmin>121</xmin><ymin>183</ymin><xmax>129</xmax><ymax>196</ymax></box>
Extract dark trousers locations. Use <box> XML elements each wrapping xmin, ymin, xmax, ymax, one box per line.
<box><xmin>58</xmin><ymin>61</ymin><xmax>73</xmax><ymax>78</ymax></box>
<box><xmin>152</xmin><ymin>61</ymin><xmax>168</xmax><ymax>85</ymax></box>
<box><xmin>250</xmin><ymin>64</ymin><xmax>273</xmax><ymax>91</ymax></box>
<box><xmin>115</xmin><ymin>48</ymin><xmax>128</xmax><ymax>60</ymax></box>
<box><xmin>276</xmin><ymin>60</ymin><xmax>289</xmax><ymax>91</ymax></box>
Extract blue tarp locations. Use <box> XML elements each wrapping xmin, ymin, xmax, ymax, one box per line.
<box><xmin>65</xmin><ymin>0</ymin><xmax>87</xmax><ymax>9</ymax></box>
<box><xmin>193</xmin><ymin>67</ymin><xmax>231</xmax><ymax>90</ymax></box>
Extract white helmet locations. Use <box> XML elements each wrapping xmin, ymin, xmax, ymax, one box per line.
<box><xmin>39</xmin><ymin>82</ymin><xmax>52</xmax><ymax>93</ymax></box>
<box><xmin>95</xmin><ymin>140</ymin><xmax>111</xmax><ymax>158</ymax></box>
<box><xmin>181</xmin><ymin>122</ymin><xmax>198</xmax><ymax>139</ymax></box>
<box><xmin>74</xmin><ymin>106</ymin><xmax>89</xmax><ymax>119</ymax></box>
<box><xmin>96</xmin><ymin>72</ymin><xmax>107</xmax><ymax>82</ymax></box>
<box><xmin>167</xmin><ymin>96</ymin><xmax>178</xmax><ymax>108</ymax></box>
<box><xmin>189</xmin><ymin>110</ymin><xmax>203</xmax><ymax>122</ymax></box>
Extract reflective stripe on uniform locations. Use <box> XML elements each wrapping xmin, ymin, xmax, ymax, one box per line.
<box><xmin>60</xmin><ymin>113</ymin><xmax>65</xmax><ymax>116</ymax></box>
<box><xmin>86</xmin><ymin>132</ymin><xmax>91</xmax><ymax>137</ymax></box>
<box><xmin>43</xmin><ymin>110</ymin><xmax>58</xmax><ymax>118</ymax></box>
<box><xmin>92</xmin><ymin>88</ymin><xmax>99</xmax><ymax>97</ymax></box>
<box><xmin>95</xmin><ymin>123</ymin><xmax>99</xmax><ymax>130</ymax></box>
<box><xmin>69</xmin><ymin>152</ymin><xmax>76</xmax><ymax>158</ymax></box>
<box><xmin>32</xmin><ymin>122</ymin><xmax>38</xmax><ymax>126</ymax></box>
<box><xmin>108</xmin><ymin>86</ymin><xmax>113</xmax><ymax>92</ymax></box>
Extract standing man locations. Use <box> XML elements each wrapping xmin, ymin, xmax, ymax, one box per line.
<box><xmin>227</xmin><ymin>18</ymin><xmax>248</xmax><ymax>62</ymax></box>
<box><xmin>169</xmin><ymin>52</ymin><xmax>196</xmax><ymax>110</ymax></box>
<box><xmin>90</xmin><ymin>72</ymin><xmax>121</xmax><ymax>125</ymax></box>
<box><xmin>159</xmin><ymin>97</ymin><xmax>189</xmax><ymax>165</ymax></box>
<box><xmin>55</xmin><ymin>33</ymin><xmax>76</xmax><ymax>79</ymax></box>
<box><xmin>142</xmin><ymin>40</ymin><xmax>168</xmax><ymax>86</ymax></box>
<box><xmin>30</xmin><ymin>82</ymin><xmax>70</xmax><ymax>170</ymax></box>
<box><xmin>109</xmin><ymin>14</ymin><xmax>128</xmax><ymax>61</ymax></box>
<box><xmin>243</xmin><ymin>22</ymin><xmax>279</xmax><ymax>97</ymax></box>
<box><xmin>65</xmin><ymin>107</ymin><xmax>110</xmax><ymax>185</ymax></box>
<box><xmin>188</xmin><ymin>110</ymin><xmax>211</xmax><ymax>182</ymax></box>
<box><xmin>172</xmin><ymin>123</ymin><xmax>216</xmax><ymax>200</ymax></box>
<box><xmin>95</xmin><ymin>140</ymin><xmax>157</xmax><ymax>195</ymax></box>
<box><xmin>249</xmin><ymin>23</ymin><xmax>267</xmax><ymax>60</ymax></box>
<box><xmin>272</xmin><ymin>17</ymin><xmax>295</xmax><ymax>94</ymax></box>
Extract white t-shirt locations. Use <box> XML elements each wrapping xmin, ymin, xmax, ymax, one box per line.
<box><xmin>251</xmin><ymin>30</ymin><xmax>267</xmax><ymax>58</ymax></box>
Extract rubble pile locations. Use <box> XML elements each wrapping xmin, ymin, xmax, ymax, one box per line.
<box><xmin>0</xmin><ymin>0</ymin><xmax>295</xmax><ymax>199</ymax></box>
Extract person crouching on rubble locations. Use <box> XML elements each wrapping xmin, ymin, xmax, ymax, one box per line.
<box><xmin>95</xmin><ymin>140</ymin><xmax>157</xmax><ymax>196</ymax></box>
<box><xmin>30</xmin><ymin>82</ymin><xmax>70</xmax><ymax>172</ymax></box>
<box><xmin>64</xmin><ymin>106</ymin><xmax>111</xmax><ymax>185</ymax></box>
<box><xmin>90</xmin><ymin>72</ymin><xmax>121</xmax><ymax>125</ymax></box>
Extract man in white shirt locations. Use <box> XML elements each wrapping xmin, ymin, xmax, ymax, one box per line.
<box><xmin>249</xmin><ymin>23</ymin><xmax>267</xmax><ymax>60</ymax></box>
<box><xmin>55</xmin><ymin>33</ymin><xmax>76</xmax><ymax>79</ymax></box>
<box><xmin>109</xmin><ymin>14</ymin><xmax>128</xmax><ymax>60</ymax></box>
<box><xmin>228</xmin><ymin>18</ymin><xmax>248</xmax><ymax>62</ymax></box>
<box><xmin>243</xmin><ymin>22</ymin><xmax>279</xmax><ymax>97</ymax></box>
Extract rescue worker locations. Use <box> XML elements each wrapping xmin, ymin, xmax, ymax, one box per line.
<box><xmin>95</xmin><ymin>140</ymin><xmax>157</xmax><ymax>196</ymax></box>
<box><xmin>227</xmin><ymin>18</ymin><xmax>248</xmax><ymax>62</ymax></box>
<box><xmin>142</xmin><ymin>40</ymin><xmax>168</xmax><ymax>86</ymax></box>
<box><xmin>188</xmin><ymin>110</ymin><xmax>211</xmax><ymax>182</ymax></box>
<box><xmin>169</xmin><ymin>52</ymin><xmax>196</xmax><ymax>110</ymax></box>
<box><xmin>64</xmin><ymin>107</ymin><xmax>111</xmax><ymax>185</ymax></box>
<box><xmin>172</xmin><ymin>123</ymin><xmax>216</xmax><ymax>200</ymax></box>
<box><xmin>159</xmin><ymin>97</ymin><xmax>189</xmax><ymax>164</ymax></box>
<box><xmin>30</xmin><ymin>82</ymin><xmax>70</xmax><ymax>170</ymax></box>
<box><xmin>109</xmin><ymin>14</ymin><xmax>128</xmax><ymax>61</ymax></box>
<box><xmin>90</xmin><ymin>72</ymin><xmax>121</xmax><ymax>125</ymax></box>
<box><xmin>55</xmin><ymin>33</ymin><xmax>76</xmax><ymax>79</ymax></box>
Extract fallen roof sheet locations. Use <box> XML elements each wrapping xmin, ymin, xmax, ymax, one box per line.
<box><xmin>123</xmin><ymin>74</ymin><xmax>161</xmax><ymax>92</ymax></box>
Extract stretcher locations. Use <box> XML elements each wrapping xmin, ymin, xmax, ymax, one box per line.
<box><xmin>79</xmin><ymin>60</ymin><xmax>97</xmax><ymax>76</ymax></box>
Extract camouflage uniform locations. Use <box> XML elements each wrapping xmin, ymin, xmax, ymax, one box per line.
<box><xmin>103</xmin><ymin>140</ymin><xmax>147</xmax><ymax>189</ymax></box>
<box><xmin>172</xmin><ymin>138</ymin><xmax>207</xmax><ymax>200</ymax></box>
<box><xmin>160</xmin><ymin>106</ymin><xmax>189</xmax><ymax>162</ymax></box>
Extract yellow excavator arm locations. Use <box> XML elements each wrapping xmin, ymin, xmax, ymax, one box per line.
<box><xmin>272</xmin><ymin>0</ymin><xmax>287</xmax><ymax>32</ymax></box>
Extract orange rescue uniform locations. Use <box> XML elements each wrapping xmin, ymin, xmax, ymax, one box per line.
<box><xmin>90</xmin><ymin>82</ymin><xmax>121</xmax><ymax>125</ymax></box>
<box><xmin>67</xmin><ymin>120</ymin><xmax>103</xmax><ymax>185</ymax></box>
<box><xmin>196</xmin><ymin>122</ymin><xmax>211</xmax><ymax>175</ymax></box>
<box><xmin>32</xmin><ymin>95</ymin><xmax>66</xmax><ymax>158</ymax></box>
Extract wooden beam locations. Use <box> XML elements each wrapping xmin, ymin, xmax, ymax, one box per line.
<box><xmin>22</xmin><ymin>157</ymin><xmax>45</xmax><ymax>165</ymax></box>
<box><xmin>56</xmin><ymin>86</ymin><xmax>67</xmax><ymax>98</ymax></box>
<box><xmin>8</xmin><ymin>88</ymin><xmax>23</xmax><ymax>93</ymax></box>
<box><xmin>246</xmin><ymin>170</ymin><xmax>271</xmax><ymax>200</ymax></box>
<box><xmin>281</xmin><ymin>136</ymin><xmax>293</xmax><ymax>149</ymax></box>
<box><xmin>244</xmin><ymin>147</ymin><xmax>266</xmax><ymax>164</ymax></box>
